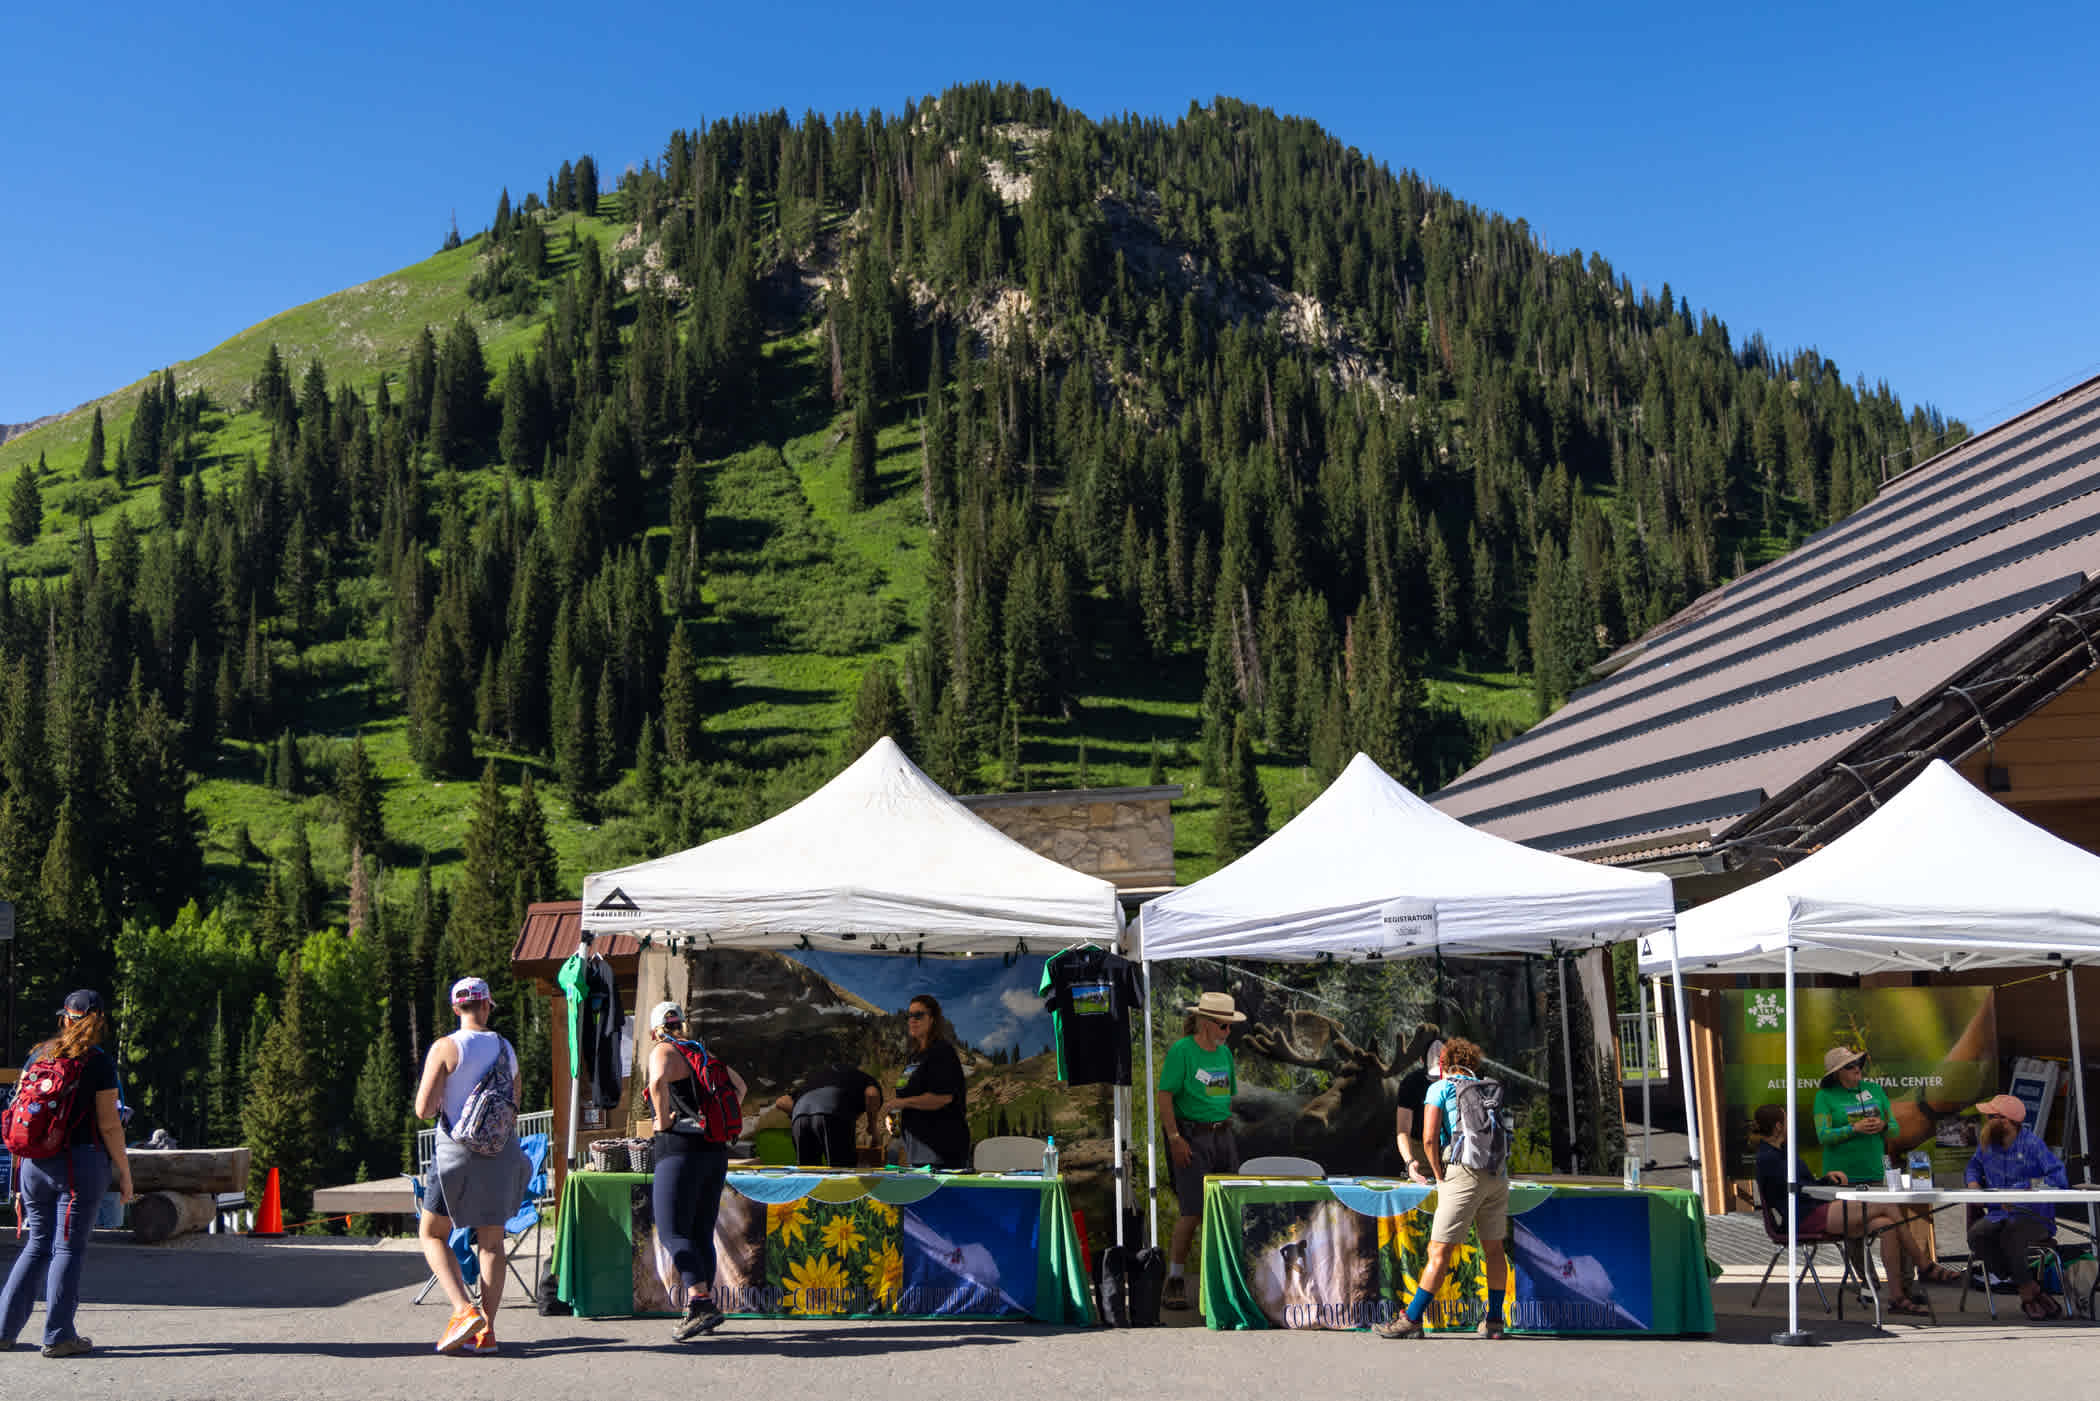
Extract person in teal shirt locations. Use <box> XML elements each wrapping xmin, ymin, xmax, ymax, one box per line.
<box><xmin>1811</xmin><ymin>1045</ymin><xmax>1894</xmax><ymax>1184</ymax></box>
<box><xmin>1155</xmin><ymin>991</ymin><xmax>1245</xmax><ymax>1310</ymax></box>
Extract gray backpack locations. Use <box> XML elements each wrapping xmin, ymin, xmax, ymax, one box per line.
<box><xmin>1445</xmin><ymin>1077</ymin><xmax>1510</xmax><ymax>1174</ymax></box>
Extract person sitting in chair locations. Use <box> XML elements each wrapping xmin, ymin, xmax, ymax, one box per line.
<box><xmin>1966</xmin><ymin>1094</ymin><xmax>2070</xmax><ymax>1322</ymax></box>
<box><xmin>1751</xmin><ymin>1103</ymin><xmax>1933</xmax><ymax>1316</ymax></box>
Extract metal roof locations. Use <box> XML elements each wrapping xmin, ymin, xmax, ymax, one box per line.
<box><xmin>1433</xmin><ymin>373</ymin><xmax>2100</xmax><ymax>859</ymax></box>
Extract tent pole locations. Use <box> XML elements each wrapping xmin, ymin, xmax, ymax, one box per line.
<box><xmin>1112</xmin><ymin>1084</ymin><xmax>1126</xmax><ymax>1248</ymax></box>
<box><xmin>1666</xmin><ymin>934</ymin><xmax>1703</xmax><ymax>1187</ymax></box>
<box><xmin>1556</xmin><ymin>955</ymin><xmax>1579</xmax><ymax>1175</ymax></box>
<box><xmin>2065</xmin><ymin>967</ymin><xmax>2096</xmax><ymax>1247</ymax></box>
<box><xmin>1142</xmin><ymin>958</ymin><xmax>1158</xmax><ymax>1250</ymax></box>
<box><xmin>1775</xmin><ymin>941</ymin><xmax>1811</xmax><ymax>1345</ymax></box>
<box><xmin>1638</xmin><ymin>973</ymin><xmax>1654</xmax><ymax>1172</ymax></box>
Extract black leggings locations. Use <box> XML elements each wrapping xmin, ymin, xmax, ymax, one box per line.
<box><xmin>651</xmin><ymin>1137</ymin><xmax>729</xmax><ymax>1292</ymax></box>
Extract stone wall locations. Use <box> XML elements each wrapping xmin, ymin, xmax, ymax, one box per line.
<box><xmin>957</xmin><ymin>785</ymin><xmax>1181</xmax><ymax>889</ymax></box>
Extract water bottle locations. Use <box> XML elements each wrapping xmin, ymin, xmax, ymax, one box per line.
<box><xmin>1042</xmin><ymin>1134</ymin><xmax>1060</xmax><ymax>1177</ymax></box>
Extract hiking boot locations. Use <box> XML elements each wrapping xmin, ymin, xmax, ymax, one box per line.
<box><xmin>1374</xmin><ymin>1316</ymin><xmax>1425</xmax><ymax>1340</ymax></box>
<box><xmin>1161</xmin><ymin>1277</ymin><xmax>1189</xmax><ymax>1311</ymax></box>
<box><xmin>437</xmin><ymin>1306</ymin><xmax>485</xmax><ymax>1354</ymax></box>
<box><xmin>42</xmin><ymin>1336</ymin><xmax>94</xmax><ymax>1358</ymax></box>
<box><xmin>1482</xmin><ymin>1313</ymin><xmax>1505</xmax><ymax>1340</ymax></box>
<box><xmin>674</xmin><ymin>1296</ymin><xmax>725</xmax><ymax>1341</ymax></box>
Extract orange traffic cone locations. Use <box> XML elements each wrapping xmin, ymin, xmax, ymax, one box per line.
<box><xmin>250</xmin><ymin>1167</ymin><xmax>285</xmax><ymax>1237</ymax></box>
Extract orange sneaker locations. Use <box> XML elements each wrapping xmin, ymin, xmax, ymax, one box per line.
<box><xmin>436</xmin><ymin>1306</ymin><xmax>484</xmax><ymax>1354</ymax></box>
<box><xmin>466</xmin><ymin>1322</ymin><xmax>498</xmax><ymax>1356</ymax></box>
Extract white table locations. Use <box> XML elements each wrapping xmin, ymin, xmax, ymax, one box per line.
<box><xmin>1802</xmin><ymin>1185</ymin><xmax>2100</xmax><ymax>1325</ymax></box>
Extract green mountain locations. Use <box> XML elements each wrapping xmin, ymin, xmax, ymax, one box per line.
<box><xmin>0</xmin><ymin>84</ymin><xmax>1961</xmax><ymax>1196</ymax></box>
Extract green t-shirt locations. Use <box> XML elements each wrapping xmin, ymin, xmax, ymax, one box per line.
<box><xmin>1157</xmin><ymin>1035</ymin><xmax>1236</xmax><ymax>1124</ymax></box>
<box><xmin>1812</xmin><ymin>1080</ymin><xmax>1894</xmax><ymax>1182</ymax></box>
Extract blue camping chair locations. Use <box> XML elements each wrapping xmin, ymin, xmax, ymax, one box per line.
<box><xmin>412</xmin><ymin>1133</ymin><xmax>551</xmax><ymax>1304</ymax></box>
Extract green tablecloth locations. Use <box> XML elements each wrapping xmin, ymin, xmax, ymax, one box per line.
<box><xmin>553</xmin><ymin>1168</ymin><xmax>1093</xmax><ymax>1325</ymax></box>
<box><xmin>1200</xmin><ymin>1176</ymin><xmax>1714</xmax><ymax>1335</ymax></box>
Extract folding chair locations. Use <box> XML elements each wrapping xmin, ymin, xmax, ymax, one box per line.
<box><xmin>1958</xmin><ymin>1202</ymin><xmax>2075</xmax><ymax>1320</ymax></box>
<box><xmin>1751</xmin><ymin>1183</ymin><xmax>1845</xmax><ymax>1313</ymax></box>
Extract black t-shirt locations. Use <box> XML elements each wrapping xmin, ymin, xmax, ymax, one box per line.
<box><xmin>896</xmin><ymin>1039</ymin><xmax>969</xmax><ymax>1168</ymax></box>
<box><xmin>1754</xmin><ymin>1139</ymin><xmax>1823</xmax><ymax>1207</ymax></box>
<box><xmin>22</xmin><ymin>1044</ymin><xmax>119</xmax><ymax>1148</ymax></box>
<box><xmin>792</xmin><ymin>1065</ymin><xmax>880</xmax><ymax>1123</ymax></box>
<box><xmin>1394</xmin><ymin>1067</ymin><xmax>1433</xmax><ymax>1132</ymax></box>
<box><xmin>1040</xmin><ymin>947</ymin><xmax>1143</xmax><ymax>1086</ymax></box>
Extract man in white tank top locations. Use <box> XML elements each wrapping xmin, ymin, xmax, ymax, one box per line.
<box><xmin>415</xmin><ymin>976</ymin><xmax>530</xmax><ymax>1355</ymax></box>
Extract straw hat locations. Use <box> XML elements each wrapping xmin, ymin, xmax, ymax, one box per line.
<box><xmin>1821</xmin><ymin>1045</ymin><xmax>1867</xmax><ymax>1085</ymax></box>
<box><xmin>1188</xmin><ymin>991</ymin><xmax>1247</xmax><ymax>1024</ymax></box>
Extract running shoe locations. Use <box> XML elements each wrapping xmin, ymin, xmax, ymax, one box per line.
<box><xmin>437</xmin><ymin>1306</ymin><xmax>485</xmax><ymax>1354</ymax></box>
<box><xmin>674</xmin><ymin>1296</ymin><xmax>725</xmax><ymax>1340</ymax></box>
<box><xmin>1161</xmin><ymin>1277</ymin><xmax>1189</xmax><ymax>1311</ymax></box>
<box><xmin>466</xmin><ymin>1322</ymin><xmax>499</xmax><ymax>1355</ymax></box>
<box><xmin>1374</xmin><ymin>1316</ymin><xmax>1425</xmax><ymax>1340</ymax></box>
<box><xmin>42</xmin><ymin>1335</ymin><xmax>94</xmax><ymax>1358</ymax></box>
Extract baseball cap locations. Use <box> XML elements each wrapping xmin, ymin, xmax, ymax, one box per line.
<box><xmin>648</xmin><ymin>1001</ymin><xmax>685</xmax><ymax>1033</ymax></box>
<box><xmin>1975</xmin><ymin>1093</ymin><xmax>2026</xmax><ymax>1125</ymax></box>
<box><xmin>450</xmin><ymin>976</ymin><xmax>492</xmax><ymax>1006</ymax></box>
<box><xmin>62</xmin><ymin>989</ymin><xmax>103</xmax><ymax>1017</ymax></box>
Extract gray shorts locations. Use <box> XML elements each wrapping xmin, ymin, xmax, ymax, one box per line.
<box><xmin>1169</xmin><ymin>1122</ymin><xmax>1240</xmax><ymax>1217</ymax></box>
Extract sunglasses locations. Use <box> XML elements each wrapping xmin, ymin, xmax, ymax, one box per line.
<box><xmin>906</xmin><ymin>1010</ymin><xmax>931</xmax><ymax>1021</ymax></box>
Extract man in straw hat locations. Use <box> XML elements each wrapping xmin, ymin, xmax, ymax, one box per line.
<box><xmin>1155</xmin><ymin>990</ymin><xmax>1246</xmax><ymax>1310</ymax></box>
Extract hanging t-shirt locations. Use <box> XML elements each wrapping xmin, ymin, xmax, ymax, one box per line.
<box><xmin>1038</xmin><ymin>947</ymin><xmax>1143</xmax><ymax>1086</ymax></box>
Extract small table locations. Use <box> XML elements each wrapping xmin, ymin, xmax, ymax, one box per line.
<box><xmin>1803</xmin><ymin>1185</ymin><xmax>2100</xmax><ymax>1326</ymax></box>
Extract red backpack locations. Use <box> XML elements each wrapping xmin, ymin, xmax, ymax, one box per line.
<box><xmin>668</xmin><ymin>1038</ymin><xmax>742</xmax><ymax>1146</ymax></box>
<box><xmin>4</xmin><ymin>1049</ymin><xmax>88</xmax><ymax>1161</ymax></box>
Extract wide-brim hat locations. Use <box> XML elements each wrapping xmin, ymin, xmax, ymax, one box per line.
<box><xmin>1821</xmin><ymin>1045</ymin><xmax>1868</xmax><ymax>1085</ymax></box>
<box><xmin>1188</xmin><ymin>991</ymin><xmax>1247</xmax><ymax>1023</ymax></box>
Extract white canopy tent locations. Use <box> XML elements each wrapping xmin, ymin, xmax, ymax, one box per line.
<box><xmin>1639</xmin><ymin>758</ymin><xmax>2100</xmax><ymax>1343</ymax></box>
<box><xmin>575</xmin><ymin>738</ymin><xmax>1134</xmax><ymax>1226</ymax></box>
<box><xmin>1134</xmin><ymin>753</ymin><xmax>1679</xmax><ymax>1236</ymax></box>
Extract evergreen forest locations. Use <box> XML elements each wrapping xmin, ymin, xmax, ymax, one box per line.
<box><xmin>0</xmin><ymin>84</ymin><xmax>1965</xmax><ymax>1216</ymax></box>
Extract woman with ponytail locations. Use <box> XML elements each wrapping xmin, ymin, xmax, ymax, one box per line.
<box><xmin>2</xmin><ymin>990</ymin><xmax>133</xmax><ymax>1357</ymax></box>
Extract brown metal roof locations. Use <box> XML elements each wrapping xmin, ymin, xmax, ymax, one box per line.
<box><xmin>508</xmin><ymin>900</ymin><xmax>642</xmax><ymax>977</ymax></box>
<box><xmin>1433</xmin><ymin>373</ymin><xmax>2100</xmax><ymax>859</ymax></box>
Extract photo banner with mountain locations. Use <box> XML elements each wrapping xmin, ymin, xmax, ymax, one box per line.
<box><xmin>1717</xmin><ymin>987</ymin><xmax>1997</xmax><ymax>1179</ymax></box>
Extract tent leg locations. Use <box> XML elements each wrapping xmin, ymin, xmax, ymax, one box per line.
<box><xmin>1112</xmin><ymin>1084</ymin><xmax>1126</xmax><ymax>1248</ymax></box>
<box><xmin>2066</xmin><ymin>968</ymin><xmax>2095</xmax><ymax>1246</ymax></box>
<box><xmin>1775</xmin><ymin>942</ymin><xmax>1811</xmax><ymax>1345</ymax></box>
<box><xmin>1638</xmin><ymin>974</ymin><xmax>1653</xmax><ymax>1172</ymax></box>
<box><xmin>1667</xmin><ymin>939</ymin><xmax>1703</xmax><ymax>1189</ymax></box>
<box><xmin>1142</xmin><ymin>959</ymin><xmax>1158</xmax><ymax>1250</ymax></box>
<box><xmin>1556</xmin><ymin>955</ymin><xmax>1579</xmax><ymax>1175</ymax></box>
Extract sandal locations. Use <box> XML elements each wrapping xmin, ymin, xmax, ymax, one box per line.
<box><xmin>1919</xmin><ymin>1262</ymin><xmax>1962</xmax><ymax>1285</ymax></box>
<box><xmin>1886</xmin><ymin>1295</ymin><xmax>1931</xmax><ymax>1317</ymax></box>
<box><xmin>2021</xmin><ymin>1293</ymin><xmax>2064</xmax><ymax>1322</ymax></box>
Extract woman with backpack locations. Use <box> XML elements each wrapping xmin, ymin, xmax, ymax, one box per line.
<box><xmin>415</xmin><ymin>976</ymin><xmax>531</xmax><ymax>1355</ymax></box>
<box><xmin>2</xmin><ymin>989</ymin><xmax>134</xmax><ymax>1357</ymax></box>
<box><xmin>647</xmin><ymin>1000</ymin><xmax>746</xmax><ymax>1342</ymax></box>
<box><xmin>1377</xmin><ymin>1036</ymin><xmax>1509</xmax><ymax>1341</ymax></box>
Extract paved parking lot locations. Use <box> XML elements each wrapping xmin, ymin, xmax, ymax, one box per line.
<box><xmin>1</xmin><ymin>1234</ymin><xmax>2091</xmax><ymax>1401</ymax></box>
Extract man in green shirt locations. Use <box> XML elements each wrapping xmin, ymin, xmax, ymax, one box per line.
<box><xmin>1155</xmin><ymin>991</ymin><xmax>1245</xmax><ymax>1310</ymax></box>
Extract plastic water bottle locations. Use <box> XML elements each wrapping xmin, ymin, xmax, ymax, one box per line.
<box><xmin>1042</xmin><ymin>1135</ymin><xmax>1059</xmax><ymax>1177</ymax></box>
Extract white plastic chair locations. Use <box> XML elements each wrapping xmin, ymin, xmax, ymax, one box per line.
<box><xmin>1238</xmin><ymin>1154</ymin><xmax>1326</xmax><ymax>1178</ymax></box>
<box><xmin>973</xmin><ymin>1136</ymin><xmax>1050</xmax><ymax>1173</ymax></box>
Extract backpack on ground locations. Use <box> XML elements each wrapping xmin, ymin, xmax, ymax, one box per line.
<box><xmin>669</xmin><ymin>1038</ymin><xmax>743</xmax><ymax>1146</ymax></box>
<box><xmin>1445</xmin><ymin>1076</ymin><xmax>1511</xmax><ymax>1175</ymax></box>
<box><xmin>1127</xmin><ymin>1245</ymin><xmax>1167</xmax><ymax>1326</ymax></box>
<box><xmin>3</xmin><ymin>1050</ymin><xmax>88</xmax><ymax>1162</ymax></box>
<box><xmin>1093</xmin><ymin>1241</ymin><xmax>1132</xmax><ymax>1327</ymax></box>
<box><xmin>450</xmin><ymin>1040</ymin><xmax>519</xmax><ymax>1156</ymax></box>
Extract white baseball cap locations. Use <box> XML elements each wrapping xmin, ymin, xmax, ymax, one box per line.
<box><xmin>450</xmin><ymin>976</ymin><xmax>492</xmax><ymax>1006</ymax></box>
<box><xmin>648</xmin><ymin>1001</ymin><xmax>685</xmax><ymax>1033</ymax></box>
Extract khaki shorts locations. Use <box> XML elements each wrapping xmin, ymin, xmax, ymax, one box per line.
<box><xmin>1429</xmin><ymin>1163</ymin><xmax>1510</xmax><ymax>1245</ymax></box>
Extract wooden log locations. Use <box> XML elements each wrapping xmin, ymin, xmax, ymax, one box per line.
<box><xmin>128</xmin><ymin>1147</ymin><xmax>252</xmax><ymax>1195</ymax></box>
<box><xmin>131</xmin><ymin>1190</ymin><xmax>216</xmax><ymax>1243</ymax></box>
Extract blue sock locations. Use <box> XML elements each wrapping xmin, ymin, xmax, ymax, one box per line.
<box><xmin>1488</xmin><ymin>1287</ymin><xmax>1505</xmax><ymax>1321</ymax></box>
<box><xmin>1405</xmin><ymin>1287</ymin><xmax>1433</xmax><ymax>1323</ymax></box>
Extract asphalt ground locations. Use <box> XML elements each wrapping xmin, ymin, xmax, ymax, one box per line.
<box><xmin>0</xmin><ymin>1233</ymin><xmax>2090</xmax><ymax>1401</ymax></box>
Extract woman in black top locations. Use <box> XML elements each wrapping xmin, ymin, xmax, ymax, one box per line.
<box><xmin>646</xmin><ymin>1000</ymin><xmax>747</xmax><ymax>1342</ymax></box>
<box><xmin>882</xmin><ymin>995</ymin><xmax>970</xmax><ymax>1169</ymax></box>
<box><xmin>2</xmin><ymin>990</ymin><xmax>134</xmax><ymax>1356</ymax></box>
<box><xmin>1750</xmin><ymin>1102</ymin><xmax>1933</xmax><ymax>1315</ymax></box>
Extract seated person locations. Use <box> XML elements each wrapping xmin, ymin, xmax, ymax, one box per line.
<box><xmin>772</xmin><ymin>1063</ymin><xmax>883</xmax><ymax>1168</ymax></box>
<box><xmin>1752</xmin><ymin>1103</ymin><xmax>1935</xmax><ymax>1315</ymax></box>
<box><xmin>1966</xmin><ymin>1093</ymin><xmax>2070</xmax><ymax>1322</ymax></box>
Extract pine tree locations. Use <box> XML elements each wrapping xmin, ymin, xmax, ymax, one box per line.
<box><xmin>82</xmin><ymin>406</ymin><xmax>106</xmax><ymax>480</ymax></box>
<box><xmin>1214</xmin><ymin>716</ymin><xmax>1270</xmax><ymax>860</ymax></box>
<box><xmin>275</xmin><ymin>728</ymin><xmax>303</xmax><ymax>796</ymax></box>
<box><xmin>634</xmin><ymin>714</ymin><xmax>661</xmax><ymax>807</ymax></box>
<box><xmin>661</xmin><ymin>625</ymin><xmax>697</xmax><ymax>767</ymax></box>
<box><xmin>511</xmin><ymin>769</ymin><xmax>557</xmax><ymax>917</ymax></box>
<box><xmin>206</xmin><ymin>995</ymin><xmax>242</xmax><ymax>1149</ymax></box>
<box><xmin>6</xmin><ymin>460</ymin><xmax>41</xmax><ymax>546</ymax></box>
<box><xmin>353</xmin><ymin>1019</ymin><xmax>405</xmax><ymax>1179</ymax></box>
<box><xmin>846</xmin><ymin>658</ymin><xmax>913</xmax><ymax>763</ymax></box>
<box><xmin>243</xmin><ymin>963</ymin><xmax>318</xmax><ymax>1218</ymax></box>
<box><xmin>336</xmin><ymin>734</ymin><xmax>385</xmax><ymax>856</ymax></box>
<box><xmin>410</xmin><ymin>604</ymin><xmax>474</xmax><ymax>778</ymax></box>
<box><xmin>449</xmin><ymin>760</ymin><xmax>515</xmax><ymax>988</ymax></box>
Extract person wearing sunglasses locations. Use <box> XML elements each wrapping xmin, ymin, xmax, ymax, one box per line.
<box><xmin>881</xmin><ymin>995</ymin><xmax>969</xmax><ymax>1170</ymax></box>
<box><xmin>1966</xmin><ymin>1094</ymin><xmax>2070</xmax><ymax>1321</ymax></box>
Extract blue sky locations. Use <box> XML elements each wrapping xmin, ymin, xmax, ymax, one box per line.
<box><xmin>3</xmin><ymin>3</ymin><xmax>2095</xmax><ymax>430</ymax></box>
